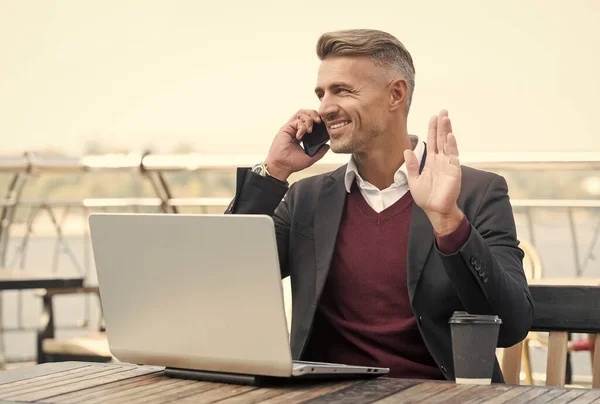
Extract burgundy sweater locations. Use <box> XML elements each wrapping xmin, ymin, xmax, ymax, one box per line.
<box><xmin>303</xmin><ymin>185</ymin><xmax>455</xmax><ymax>379</ymax></box>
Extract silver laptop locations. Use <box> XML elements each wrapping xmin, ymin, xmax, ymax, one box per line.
<box><xmin>88</xmin><ymin>213</ymin><xmax>389</xmax><ymax>383</ymax></box>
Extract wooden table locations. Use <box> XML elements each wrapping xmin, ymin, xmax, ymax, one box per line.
<box><xmin>529</xmin><ymin>278</ymin><xmax>600</xmax><ymax>286</ymax></box>
<box><xmin>0</xmin><ymin>269</ymin><xmax>83</xmax><ymax>290</ymax></box>
<box><xmin>0</xmin><ymin>270</ymin><xmax>84</xmax><ymax>369</ymax></box>
<box><xmin>1</xmin><ymin>362</ymin><xmax>599</xmax><ymax>403</ymax></box>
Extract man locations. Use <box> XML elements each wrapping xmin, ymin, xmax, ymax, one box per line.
<box><xmin>226</xmin><ymin>29</ymin><xmax>533</xmax><ymax>382</ymax></box>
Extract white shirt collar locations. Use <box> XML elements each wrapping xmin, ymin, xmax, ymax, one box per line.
<box><xmin>344</xmin><ymin>137</ymin><xmax>425</xmax><ymax>193</ymax></box>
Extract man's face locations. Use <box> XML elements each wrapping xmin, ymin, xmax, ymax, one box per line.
<box><xmin>315</xmin><ymin>56</ymin><xmax>391</xmax><ymax>154</ymax></box>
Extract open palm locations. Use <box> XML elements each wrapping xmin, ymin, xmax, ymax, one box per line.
<box><xmin>405</xmin><ymin>110</ymin><xmax>461</xmax><ymax>216</ymax></box>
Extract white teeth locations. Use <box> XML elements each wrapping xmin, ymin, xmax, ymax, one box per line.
<box><xmin>330</xmin><ymin>121</ymin><xmax>350</xmax><ymax>130</ymax></box>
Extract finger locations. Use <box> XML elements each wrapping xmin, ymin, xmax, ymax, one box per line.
<box><xmin>437</xmin><ymin>115</ymin><xmax>451</xmax><ymax>154</ymax></box>
<box><xmin>300</xmin><ymin>109</ymin><xmax>321</xmax><ymax>124</ymax></box>
<box><xmin>444</xmin><ymin>111</ymin><xmax>453</xmax><ymax>134</ymax></box>
<box><xmin>297</xmin><ymin>112</ymin><xmax>317</xmax><ymax>134</ymax></box>
<box><xmin>404</xmin><ymin>149</ymin><xmax>420</xmax><ymax>181</ymax></box>
<box><xmin>288</xmin><ymin>111</ymin><xmax>301</xmax><ymax>123</ymax></box>
<box><xmin>427</xmin><ymin>115</ymin><xmax>438</xmax><ymax>154</ymax></box>
<box><xmin>296</xmin><ymin>119</ymin><xmax>307</xmax><ymax>140</ymax></box>
<box><xmin>297</xmin><ymin>110</ymin><xmax>320</xmax><ymax>131</ymax></box>
<box><xmin>445</xmin><ymin>132</ymin><xmax>459</xmax><ymax>159</ymax></box>
<box><xmin>288</xmin><ymin>109</ymin><xmax>318</xmax><ymax>123</ymax></box>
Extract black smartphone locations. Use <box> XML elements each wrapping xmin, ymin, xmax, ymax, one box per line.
<box><xmin>301</xmin><ymin>120</ymin><xmax>330</xmax><ymax>157</ymax></box>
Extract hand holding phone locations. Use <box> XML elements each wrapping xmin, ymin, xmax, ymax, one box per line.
<box><xmin>264</xmin><ymin>110</ymin><xmax>329</xmax><ymax>182</ymax></box>
<box><xmin>301</xmin><ymin>120</ymin><xmax>330</xmax><ymax>157</ymax></box>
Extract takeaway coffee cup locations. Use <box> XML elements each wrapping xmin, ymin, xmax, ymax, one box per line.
<box><xmin>449</xmin><ymin>311</ymin><xmax>502</xmax><ymax>385</ymax></box>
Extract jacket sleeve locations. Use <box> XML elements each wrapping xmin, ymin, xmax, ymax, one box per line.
<box><xmin>437</xmin><ymin>175</ymin><xmax>534</xmax><ymax>347</ymax></box>
<box><xmin>225</xmin><ymin>168</ymin><xmax>293</xmax><ymax>278</ymax></box>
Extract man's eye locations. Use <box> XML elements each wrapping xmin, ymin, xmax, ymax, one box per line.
<box><xmin>336</xmin><ymin>88</ymin><xmax>349</xmax><ymax>94</ymax></box>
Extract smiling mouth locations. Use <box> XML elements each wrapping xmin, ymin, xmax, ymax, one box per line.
<box><xmin>328</xmin><ymin>120</ymin><xmax>351</xmax><ymax>130</ymax></box>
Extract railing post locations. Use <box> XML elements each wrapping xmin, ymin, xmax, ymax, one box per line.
<box><xmin>140</xmin><ymin>152</ymin><xmax>178</xmax><ymax>214</ymax></box>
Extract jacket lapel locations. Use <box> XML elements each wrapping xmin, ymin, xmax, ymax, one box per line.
<box><xmin>407</xmin><ymin>205</ymin><xmax>434</xmax><ymax>302</ymax></box>
<box><xmin>314</xmin><ymin>166</ymin><xmax>348</xmax><ymax>298</ymax></box>
<box><xmin>407</xmin><ymin>147</ymin><xmax>434</xmax><ymax>302</ymax></box>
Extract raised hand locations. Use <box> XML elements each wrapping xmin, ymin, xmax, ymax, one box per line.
<box><xmin>404</xmin><ymin>110</ymin><xmax>464</xmax><ymax>235</ymax></box>
<box><xmin>265</xmin><ymin>109</ymin><xmax>330</xmax><ymax>181</ymax></box>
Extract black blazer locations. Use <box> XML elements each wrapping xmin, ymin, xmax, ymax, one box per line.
<box><xmin>226</xmin><ymin>155</ymin><xmax>534</xmax><ymax>383</ymax></box>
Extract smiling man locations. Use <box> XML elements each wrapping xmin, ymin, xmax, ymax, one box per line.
<box><xmin>226</xmin><ymin>29</ymin><xmax>533</xmax><ymax>382</ymax></box>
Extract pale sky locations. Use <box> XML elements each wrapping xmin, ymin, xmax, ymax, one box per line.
<box><xmin>1</xmin><ymin>0</ymin><xmax>599</xmax><ymax>155</ymax></box>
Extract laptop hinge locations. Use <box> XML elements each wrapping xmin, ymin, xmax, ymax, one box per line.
<box><xmin>165</xmin><ymin>367</ymin><xmax>277</xmax><ymax>386</ymax></box>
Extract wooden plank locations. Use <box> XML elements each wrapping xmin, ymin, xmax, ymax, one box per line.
<box><xmin>502</xmin><ymin>386</ymin><xmax>553</xmax><ymax>404</ymax></box>
<box><xmin>3</xmin><ymin>366</ymin><xmax>149</xmax><ymax>402</ymax></box>
<box><xmin>95</xmin><ymin>378</ymin><xmax>195</xmax><ymax>404</ymax></box>
<box><xmin>569</xmin><ymin>389</ymin><xmax>600</xmax><ymax>404</ymax></box>
<box><xmin>462</xmin><ymin>384</ymin><xmax>517</xmax><ymax>403</ymax></box>
<box><xmin>37</xmin><ymin>286</ymin><xmax>100</xmax><ymax>297</ymax></box>
<box><xmin>375</xmin><ymin>381</ymin><xmax>454</xmax><ymax>403</ymax></box>
<box><xmin>524</xmin><ymin>388</ymin><xmax>570</xmax><ymax>403</ymax></box>
<box><xmin>529</xmin><ymin>285</ymin><xmax>600</xmax><ymax>333</ymax></box>
<box><xmin>0</xmin><ymin>364</ymin><xmax>123</xmax><ymax>395</ymax></box>
<box><xmin>175</xmin><ymin>383</ymin><xmax>258</xmax><ymax>403</ymax></box>
<box><xmin>4</xmin><ymin>365</ymin><xmax>160</xmax><ymax>402</ymax></box>
<box><xmin>80</xmin><ymin>376</ymin><xmax>189</xmax><ymax>404</ymax></box>
<box><xmin>196</xmin><ymin>385</ymin><xmax>288</xmax><ymax>403</ymax></box>
<box><xmin>49</xmin><ymin>373</ymin><xmax>163</xmax><ymax>403</ymax></box>
<box><xmin>303</xmin><ymin>378</ymin><xmax>415</xmax><ymax>403</ymax></box>
<box><xmin>593</xmin><ymin>334</ymin><xmax>600</xmax><ymax>389</ymax></box>
<box><xmin>0</xmin><ymin>364</ymin><xmax>141</xmax><ymax>397</ymax></box>
<box><xmin>0</xmin><ymin>361</ymin><xmax>89</xmax><ymax>385</ymax></box>
<box><xmin>126</xmin><ymin>379</ymin><xmax>221</xmax><ymax>404</ymax></box>
<box><xmin>130</xmin><ymin>381</ymin><xmax>227</xmax><ymax>404</ymax></box>
<box><xmin>259</xmin><ymin>381</ymin><xmax>357</xmax><ymax>404</ymax></box>
<box><xmin>42</xmin><ymin>332</ymin><xmax>111</xmax><ymax>357</ymax></box>
<box><xmin>418</xmin><ymin>383</ymin><xmax>477</xmax><ymax>403</ymax></box>
<box><xmin>483</xmin><ymin>386</ymin><xmax>534</xmax><ymax>404</ymax></box>
<box><xmin>546</xmin><ymin>331</ymin><xmax>569</xmax><ymax>386</ymax></box>
<box><xmin>546</xmin><ymin>389</ymin><xmax>589</xmax><ymax>403</ymax></box>
<box><xmin>435</xmin><ymin>384</ymin><xmax>511</xmax><ymax>404</ymax></box>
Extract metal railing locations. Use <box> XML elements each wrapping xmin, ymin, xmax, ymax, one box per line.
<box><xmin>0</xmin><ymin>151</ymin><xmax>599</xmax><ymax>363</ymax></box>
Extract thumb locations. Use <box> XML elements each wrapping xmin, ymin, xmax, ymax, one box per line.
<box><xmin>404</xmin><ymin>149</ymin><xmax>419</xmax><ymax>181</ymax></box>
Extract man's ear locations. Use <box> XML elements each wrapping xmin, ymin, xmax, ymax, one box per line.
<box><xmin>389</xmin><ymin>78</ymin><xmax>408</xmax><ymax>112</ymax></box>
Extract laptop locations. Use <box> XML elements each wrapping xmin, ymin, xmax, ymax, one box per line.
<box><xmin>88</xmin><ymin>213</ymin><xmax>389</xmax><ymax>384</ymax></box>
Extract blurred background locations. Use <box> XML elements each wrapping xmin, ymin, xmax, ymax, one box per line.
<box><xmin>0</xmin><ymin>0</ymin><xmax>599</xmax><ymax>387</ymax></box>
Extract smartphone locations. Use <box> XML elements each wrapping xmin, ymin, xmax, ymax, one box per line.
<box><xmin>301</xmin><ymin>120</ymin><xmax>330</xmax><ymax>157</ymax></box>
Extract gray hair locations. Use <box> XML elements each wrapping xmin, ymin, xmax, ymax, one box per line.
<box><xmin>316</xmin><ymin>29</ymin><xmax>416</xmax><ymax>113</ymax></box>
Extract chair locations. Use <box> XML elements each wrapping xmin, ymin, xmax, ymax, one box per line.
<box><xmin>498</xmin><ymin>240</ymin><xmax>542</xmax><ymax>384</ymax></box>
<box><xmin>517</xmin><ymin>240</ymin><xmax>542</xmax><ymax>384</ymax></box>
<box><xmin>507</xmin><ymin>240</ymin><xmax>596</xmax><ymax>385</ymax></box>
<box><xmin>501</xmin><ymin>285</ymin><xmax>600</xmax><ymax>388</ymax></box>
<box><xmin>36</xmin><ymin>287</ymin><xmax>112</xmax><ymax>363</ymax></box>
<box><xmin>520</xmin><ymin>240</ymin><xmax>543</xmax><ymax>282</ymax></box>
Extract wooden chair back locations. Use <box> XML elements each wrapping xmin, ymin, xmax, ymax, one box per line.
<box><xmin>519</xmin><ymin>239</ymin><xmax>543</xmax><ymax>281</ymax></box>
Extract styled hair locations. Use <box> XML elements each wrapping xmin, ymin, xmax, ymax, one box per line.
<box><xmin>316</xmin><ymin>29</ymin><xmax>415</xmax><ymax>113</ymax></box>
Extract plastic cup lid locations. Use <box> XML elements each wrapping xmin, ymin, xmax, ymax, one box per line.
<box><xmin>448</xmin><ymin>311</ymin><xmax>502</xmax><ymax>325</ymax></box>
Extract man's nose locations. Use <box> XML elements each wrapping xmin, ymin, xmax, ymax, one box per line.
<box><xmin>317</xmin><ymin>95</ymin><xmax>339</xmax><ymax>121</ymax></box>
